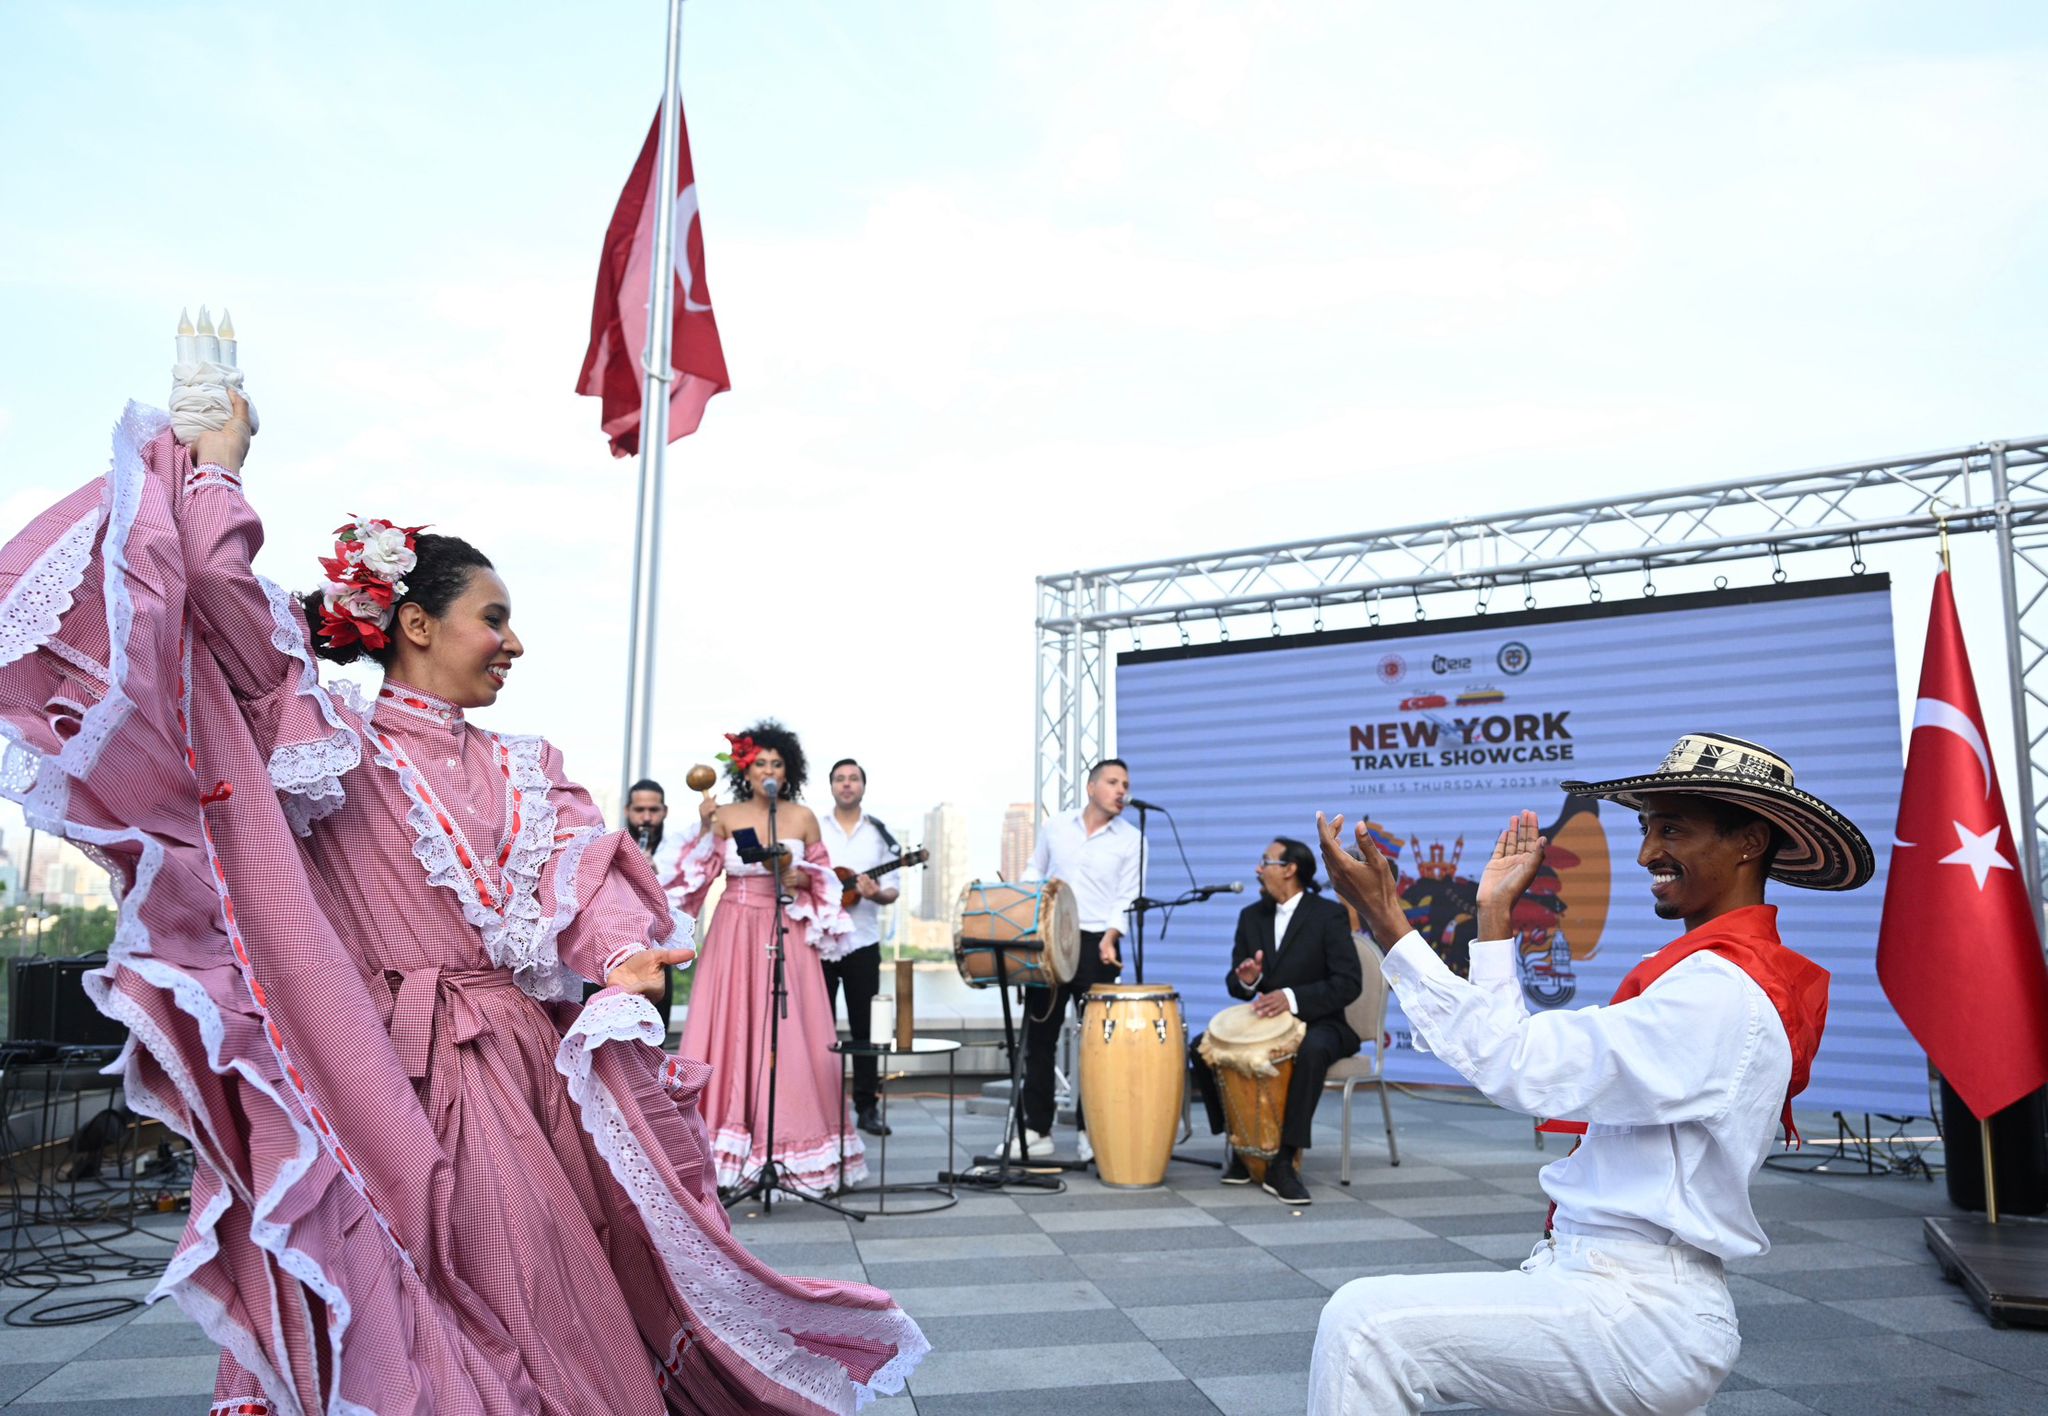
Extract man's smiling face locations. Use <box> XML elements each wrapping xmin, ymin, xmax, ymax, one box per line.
<box><xmin>1635</xmin><ymin>792</ymin><xmax>1765</xmax><ymax>924</ymax></box>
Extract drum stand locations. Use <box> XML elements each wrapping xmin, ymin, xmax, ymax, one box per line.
<box><xmin>946</xmin><ymin>945</ymin><xmax>1067</xmax><ymax>1193</ymax></box>
<box><xmin>725</xmin><ymin>790</ymin><xmax>860</xmax><ymax>1220</ymax></box>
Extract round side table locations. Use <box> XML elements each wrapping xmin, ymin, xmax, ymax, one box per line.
<box><xmin>829</xmin><ymin>1037</ymin><xmax>960</xmax><ymax>1216</ymax></box>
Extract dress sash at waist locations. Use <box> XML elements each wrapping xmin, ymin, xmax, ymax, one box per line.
<box><xmin>384</xmin><ymin>966</ymin><xmax>523</xmax><ymax>1078</ymax></box>
<box><xmin>721</xmin><ymin>874</ymin><xmax>785</xmax><ymax>904</ymax></box>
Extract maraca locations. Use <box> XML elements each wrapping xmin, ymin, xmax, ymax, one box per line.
<box><xmin>686</xmin><ymin>763</ymin><xmax>719</xmax><ymax>818</ymax></box>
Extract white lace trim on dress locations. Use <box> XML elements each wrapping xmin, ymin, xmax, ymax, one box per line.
<box><xmin>556</xmin><ymin>995</ymin><xmax>927</xmax><ymax>1413</ymax></box>
<box><xmin>710</xmin><ymin>1123</ymin><xmax>866</xmax><ymax>1194</ymax></box>
<box><xmin>0</xmin><ymin>504</ymin><xmax>101</xmax><ymax>671</ymax></box>
<box><xmin>0</xmin><ymin>404</ymin><xmax>160</xmax><ymax>824</ymax></box>
<box><xmin>366</xmin><ymin>712</ymin><xmax>591</xmax><ymax>1003</ymax></box>
<box><xmin>258</xmin><ymin>577</ymin><xmax>360</xmax><ymax>837</ymax></box>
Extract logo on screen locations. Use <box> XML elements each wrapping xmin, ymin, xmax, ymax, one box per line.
<box><xmin>1497</xmin><ymin>642</ymin><xmax>1532</xmax><ymax>675</ymax></box>
<box><xmin>1431</xmin><ymin>654</ymin><xmax>1472</xmax><ymax>675</ymax></box>
<box><xmin>1377</xmin><ymin>654</ymin><xmax>1406</xmax><ymax>684</ymax></box>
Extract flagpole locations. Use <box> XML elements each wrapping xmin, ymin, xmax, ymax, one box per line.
<box><xmin>1940</xmin><ymin>512</ymin><xmax>2011</xmax><ymax>1226</ymax></box>
<box><xmin>1981</xmin><ymin>1112</ymin><xmax>2001</xmax><ymax>1224</ymax></box>
<box><xmin>620</xmin><ymin>0</ymin><xmax>686</xmax><ymax>808</ymax></box>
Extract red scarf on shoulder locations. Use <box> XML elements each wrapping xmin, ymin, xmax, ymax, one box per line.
<box><xmin>1539</xmin><ymin>904</ymin><xmax>1829</xmax><ymax>1143</ymax></box>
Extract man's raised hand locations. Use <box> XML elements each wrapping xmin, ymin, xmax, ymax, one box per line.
<box><xmin>1316</xmin><ymin>812</ymin><xmax>1409</xmax><ymax>951</ymax></box>
<box><xmin>1235</xmin><ymin>949</ymin><xmax>1265</xmax><ymax>988</ymax></box>
<box><xmin>1475</xmin><ymin>809</ymin><xmax>1547</xmax><ymax>941</ymax></box>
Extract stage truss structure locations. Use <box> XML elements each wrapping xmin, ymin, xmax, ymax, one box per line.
<box><xmin>1036</xmin><ymin>434</ymin><xmax>2048</xmax><ymax>908</ymax></box>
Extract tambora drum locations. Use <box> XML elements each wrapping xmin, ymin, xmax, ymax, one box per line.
<box><xmin>1198</xmin><ymin>1003</ymin><xmax>1306</xmax><ymax>1183</ymax></box>
<box><xmin>953</xmin><ymin>880</ymin><xmax>1079</xmax><ymax>991</ymax></box>
<box><xmin>1079</xmin><ymin>983</ymin><xmax>1186</xmax><ymax>1188</ymax></box>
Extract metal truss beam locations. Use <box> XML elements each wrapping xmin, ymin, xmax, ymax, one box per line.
<box><xmin>1035</xmin><ymin>435</ymin><xmax>2048</xmax><ymax>912</ymax></box>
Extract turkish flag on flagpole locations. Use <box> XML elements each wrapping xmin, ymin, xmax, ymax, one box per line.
<box><xmin>1877</xmin><ymin>569</ymin><xmax>2048</xmax><ymax>1119</ymax></box>
<box><xmin>577</xmin><ymin>106</ymin><xmax>730</xmax><ymax>457</ymax></box>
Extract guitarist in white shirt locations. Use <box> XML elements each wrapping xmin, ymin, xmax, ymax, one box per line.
<box><xmin>819</xmin><ymin>758</ymin><xmax>901</xmax><ymax>1137</ymax></box>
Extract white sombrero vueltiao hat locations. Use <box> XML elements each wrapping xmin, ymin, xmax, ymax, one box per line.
<box><xmin>1560</xmin><ymin>732</ymin><xmax>1875</xmax><ymax>892</ymax></box>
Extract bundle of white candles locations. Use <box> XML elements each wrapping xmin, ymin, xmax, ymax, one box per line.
<box><xmin>169</xmin><ymin>305</ymin><xmax>259</xmax><ymax>447</ymax></box>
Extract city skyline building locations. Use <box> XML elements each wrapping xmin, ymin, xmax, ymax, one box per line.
<box><xmin>919</xmin><ymin>801</ymin><xmax>971</xmax><ymax>923</ymax></box>
<box><xmin>1000</xmin><ymin>802</ymin><xmax>1036</xmax><ymax>881</ymax></box>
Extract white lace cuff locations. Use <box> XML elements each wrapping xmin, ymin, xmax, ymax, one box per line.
<box><xmin>677</xmin><ymin>829</ymin><xmax>724</xmax><ymax>904</ymax></box>
<box><xmin>788</xmin><ymin>852</ymin><xmax>855</xmax><ymax>958</ymax></box>
<box><xmin>183</xmin><ymin>463</ymin><xmax>244</xmax><ymax>499</ymax></box>
<box><xmin>258</xmin><ymin>578</ymin><xmax>360</xmax><ymax>836</ymax></box>
<box><xmin>600</xmin><ymin>942</ymin><xmax>648</xmax><ymax>980</ymax></box>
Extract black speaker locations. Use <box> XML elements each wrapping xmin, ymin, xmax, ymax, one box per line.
<box><xmin>1941</xmin><ymin>1076</ymin><xmax>2048</xmax><ymax>1216</ymax></box>
<box><xmin>9</xmin><ymin>955</ymin><xmax>125</xmax><ymax>1049</ymax></box>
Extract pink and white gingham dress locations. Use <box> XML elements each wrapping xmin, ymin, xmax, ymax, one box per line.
<box><xmin>675</xmin><ymin>834</ymin><xmax>868</xmax><ymax>1195</ymax></box>
<box><xmin>0</xmin><ymin>405</ymin><xmax>926</xmax><ymax>1416</ymax></box>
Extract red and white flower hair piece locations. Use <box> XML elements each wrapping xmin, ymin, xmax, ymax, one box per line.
<box><xmin>315</xmin><ymin>515</ymin><xmax>424</xmax><ymax>652</ymax></box>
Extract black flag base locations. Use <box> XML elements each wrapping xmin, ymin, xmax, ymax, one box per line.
<box><xmin>1925</xmin><ymin>1215</ymin><xmax>2048</xmax><ymax>1329</ymax></box>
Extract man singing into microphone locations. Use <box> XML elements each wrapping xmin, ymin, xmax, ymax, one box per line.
<box><xmin>1189</xmin><ymin>837</ymin><xmax>1362</xmax><ymax>1203</ymax></box>
<box><xmin>1017</xmin><ymin>758</ymin><xmax>1142</xmax><ymax>1162</ymax></box>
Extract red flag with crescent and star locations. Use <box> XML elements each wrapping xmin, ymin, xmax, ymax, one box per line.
<box><xmin>577</xmin><ymin>104</ymin><xmax>730</xmax><ymax>457</ymax></box>
<box><xmin>1876</xmin><ymin>569</ymin><xmax>2048</xmax><ymax>1119</ymax></box>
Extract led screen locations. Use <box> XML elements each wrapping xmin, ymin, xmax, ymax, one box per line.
<box><xmin>1115</xmin><ymin>576</ymin><xmax>1919</xmax><ymax>1115</ymax></box>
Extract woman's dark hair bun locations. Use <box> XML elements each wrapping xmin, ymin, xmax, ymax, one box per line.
<box><xmin>300</xmin><ymin>532</ymin><xmax>494</xmax><ymax>668</ymax></box>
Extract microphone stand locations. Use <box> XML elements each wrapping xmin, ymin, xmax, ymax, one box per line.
<box><xmin>1135</xmin><ymin>876</ymin><xmax>1245</xmax><ymax>1176</ymax></box>
<box><xmin>724</xmin><ymin>784</ymin><xmax>860</xmax><ymax>1220</ymax></box>
<box><xmin>1128</xmin><ymin>801</ymin><xmax>1153</xmax><ymax>984</ymax></box>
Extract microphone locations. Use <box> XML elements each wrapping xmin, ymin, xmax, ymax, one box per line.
<box><xmin>1191</xmin><ymin>882</ymin><xmax>1244</xmax><ymax>900</ymax></box>
<box><xmin>1126</xmin><ymin>797</ymin><xmax>1166</xmax><ymax>812</ymax></box>
<box><xmin>761</xmin><ymin>777</ymin><xmax>781</xmax><ymax>801</ymax></box>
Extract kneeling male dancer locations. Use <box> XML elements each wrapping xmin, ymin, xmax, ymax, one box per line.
<box><xmin>1309</xmin><ymin>733</ymin><xmax>1872</xmax><ymax>1416</ymax></box>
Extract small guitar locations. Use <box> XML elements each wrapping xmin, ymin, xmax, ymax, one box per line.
<box><xmin>834</xmin><ymin>849</ymin><xmax>929</xmax><ymax>908</ymax></box>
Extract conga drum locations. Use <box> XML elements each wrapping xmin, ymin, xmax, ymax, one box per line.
<box><xmin>1198</xmin><ymin>1003</ymin><xmax>1306</xmax><ymax>1184</ymax></box>
<box><xmin>1079</xmin><ymin>983</ymin><xmax>1186</xmax><ymax>1188</ymax></box>
<box><xmin>952</xmin><ymin>880</ymin><xmax>1080</xmax><ymax>991</ymax></box>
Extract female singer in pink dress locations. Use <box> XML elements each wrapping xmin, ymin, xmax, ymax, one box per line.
<box><xmin>0</xmin><ymin>394</ymin><xmax>924</xmax><ymax>1415</ymax></box>
<box><xmin>677</xmin><ymin>723</ymin><xmax>867</xmax><ymax>1194</ymax></box>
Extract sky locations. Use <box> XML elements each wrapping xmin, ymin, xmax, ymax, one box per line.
<box><xmin>2</xmin><ymin>1</ymin><xmax>2045</xmax><ymax>878</ymax></box>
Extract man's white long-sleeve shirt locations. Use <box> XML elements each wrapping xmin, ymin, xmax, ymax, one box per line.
<box><xmin>1028</xmin><ymin>810</ymin><xmax>1142</xmax><ymax>932</ymax></box>
<box><xmin>819</xmin><ymin>812</ymin><xmax>895</xmax><ymax>951</ymax></box>
<box><xmin>1381</xmin><ymin>931</ymin><xmax>1792</xmax><ymax>1260</ymax></box>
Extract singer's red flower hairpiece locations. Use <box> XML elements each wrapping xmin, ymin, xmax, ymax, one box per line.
<box><xmin>717</xmin><ymin>734</ymin><xmax>760</xmax><ymax>772</ymax></box>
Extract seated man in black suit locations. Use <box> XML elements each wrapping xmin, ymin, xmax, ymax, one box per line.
<box><xmin>1190</xmin><ymin>836</ymin><xmax>1364</xmax><ymax>1203</ymax></box>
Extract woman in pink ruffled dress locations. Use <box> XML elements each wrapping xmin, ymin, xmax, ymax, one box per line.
<box><xmin>677</xmin><ymin>722</ymin><xmax>867</xmax><ymax>1195</ymax></box>
<box><xmin>0</xmin><ymin>393</ymin><xmax>924</xmax><ymax>1415</ymax></box>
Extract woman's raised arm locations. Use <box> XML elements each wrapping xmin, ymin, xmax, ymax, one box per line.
<box><xmin>176</xmin><ymin>392</ymin><xmax>304</xmax><ymax>701</ymax></box>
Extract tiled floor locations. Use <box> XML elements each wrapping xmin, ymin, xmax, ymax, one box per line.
<box><xmin>1</xmin><ymin>1088</ymin><xmax>2041</xmax><ymax>1413</ymax></box>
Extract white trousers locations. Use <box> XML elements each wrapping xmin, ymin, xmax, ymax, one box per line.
<box><xmin>1308</xmin><ymin>1232</ymin><xmax>1741</xmax><ymax>1416</ymax></box>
